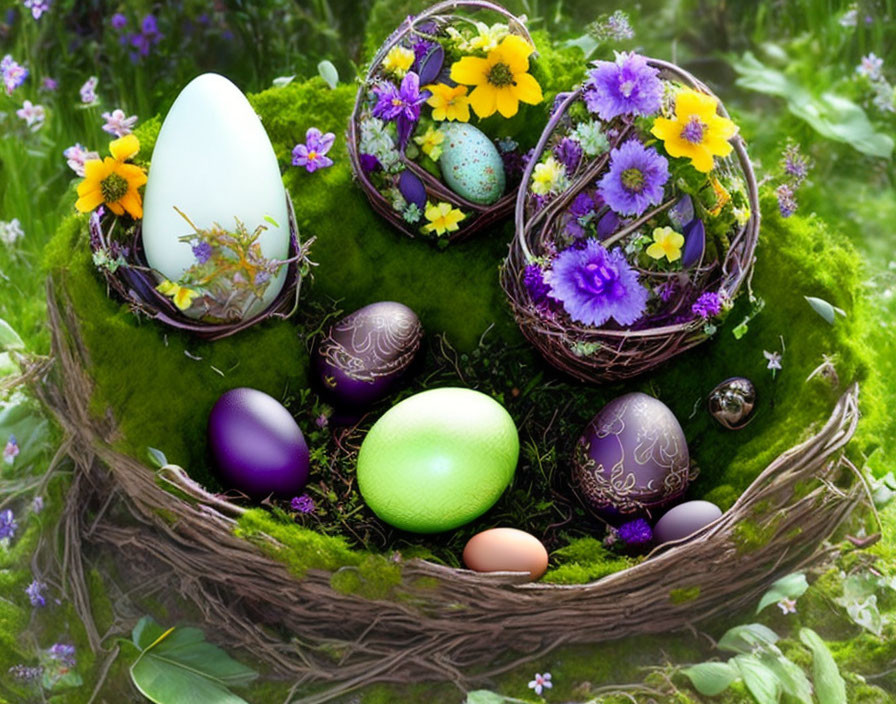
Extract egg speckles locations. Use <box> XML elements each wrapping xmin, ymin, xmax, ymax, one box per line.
<box><xmin>439</xmin><ymin>123</ymin><xmax>505</xmax><ymax>205</ymax></box>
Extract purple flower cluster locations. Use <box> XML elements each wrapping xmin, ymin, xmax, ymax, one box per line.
<box><xmin>597</xmin><ymin>139</ymin><xmax>669</xmax><ymax>217</ymax></box>
<box><xmin>3</xmin><ymin>434</ymin><xmax>19</xmax><ymax>464</ymax></box>
<box><xmin>372</xmin><ymin>72</ymin><xmax>427</xmax><ymax>150</ymax></box>
<box><xmin>691</xmin><ymin>291</ymin><xmax>722</xmax><ymax>319</ymax></box>
<box><xmin>26</xmin><ymin>579</ymin><xmax>46</xmax><ymax>607</ymax></box>
<box><xmin>781</xmin><ymin>143</ymin><xmax>810</xmax><ymax>185</ymax></box>
<box><xmin>549</xmin><ymin>239</ymin><xmax>648</xmax><ymax>326</ymax></box>
<box><xmin>564</xmin><ymin>192</ymin><xmax>598</xmax><ymax>238</ymax></box>
<box><xmin>2</xmin><ymin>54</ymin><xmax>28</xmax><ymax>95</ymax></box>
<box><xmin>584</xmin><ymin>52</ymin><xmax>662</xmax><ymax>121</ymax></box>
<box><xmin>192</xmin><ymin>241</ymin><xmax>213</xmax><ymax>264</ymax></box>
<box><xmin>0</xmin><ymin>509</ymin><xmax>17</xmax><ymax>540</ymax></box>
<box><xmin>523</xmin><ymin>264</ymin><xmax>551</xmax><ymax>304</ymax></box>
<box><xmin>776</xmin><ymin>183</ymin><xmax>797</xmax><ymax>218</ymax></box>
<box><xmin>47</xmin><ymin>644</ymin><xmax>76</xmax><ymax>667</ymax></box>
<box><xmin>291</xmin><ymin>494</ymin><xmax>316</xmax><ymax>514</ymax></box>
<box><xmin>112</xmin><ymin>14</ymin><xmax>163</xmax><ymax>61</ymax></box>
<box><xmin>617</xmin><ymin>518</ymin><xmax>653</xmax><ymax>547</ymax></box>
<box><xmin>553</xmin><ymin>137</ymin><xmax>583</xmax><ymax>174</ymax></box>
<box><xmin>292</xmin><ymin>127</ymin><xmax>335</xmax><ymax>173</ymax></box>
<box><xmin>79</xmin><ymin>76</ymin><xmax>98</xmax><ymax>104</ymax></box>
<box><xmin>8</xmin><ymin>664</ymin><xmax>43</xmax><ymax>682</ymax></box>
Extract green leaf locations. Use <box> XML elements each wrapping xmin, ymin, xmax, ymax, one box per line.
<box><xmin>129</xmin><ymin>617</ymin><xmax>257</xmax><ymax>704</ymax></box>
<box><xmin>759</xmin><ymin>652</ymin><xmax>813</xmax><ymax>703</ymax></box>
<box><xmin>147</xmin><ymin>447</ymin><xmax>168</xmax><ymax>469</ymax></box>
<box><xmin>718</xmin><ymin>623</ymin><xmax>780</xmax><ymax>654</ymax></box>
<box><xmin>317</xmin><ymin>60</ymin><xmax>339</xmax><ymax>89</ymax></box>
<box><xmin>263</xmin><ymin>215</ymin><xmax>280</xmax><ymax>228</ymax></box>
<box><xmin>682</xmin><ymin>661</ymin><xmax>739</xmax><ymax>695</ymax></box>
<box><xmin>733</xmin><ymin>654</ymin><xmax>782</xmax><ymax>704</ymax></box>
<box><xmin>464</xmin><ymin>692</ymin><xmax>508</xmax><ymax>704</ymax></box>
<box><xmin>800</xmin><ymin>628</ymin><xmax>847</xmax><ymax>704</ymax></box>
<box><xmin>0</xmin><ymin>318</ymin><xmax>25</xmax><ymax>352</ymax></box>
<box><xmin>805</xmin><ymin>296</ymin><xmax>846</xmax><ymax>325</ymax></box>
<box><xmin>562</xmin><ymin>34</ymin><xmax>599</xmax><ymax>59</ymax></box>
<box><xmin>756</xmin><ymin>572</ymin><xmax>809</xmax><ymax>613</ymax></box>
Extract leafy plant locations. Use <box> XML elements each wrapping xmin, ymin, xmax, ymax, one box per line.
<box><xmin>128</xmin><ymin>617</ymin><xmax>257</xmax><ymax>704</ymax></box>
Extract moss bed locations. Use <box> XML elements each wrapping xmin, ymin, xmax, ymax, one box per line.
<box><xmin>42</xmin><ymin>34</ymin><xmax>887</xmax><ymax>587</ymax></box>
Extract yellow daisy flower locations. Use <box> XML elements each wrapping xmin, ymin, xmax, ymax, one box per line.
<box><xmin>449</xmin><ymin>34</ymin><xmax>543</xmax><ymax>119</ymax></box>
<box><xmin>422</xmin><ymin>201</ymin><xmax>465</xmax><ymax>236</ymax></box>
<box><xmin>75</xmin><ymin>134</ymin><xmax>147</xmax><ymax>218</ymax></box>
<box><xmin>646</xmin><ymin>226</ymin><xmax>685</xmax><ymax>262</ymax></box>
<box><xmin>650</xmin><ymin>88</ymin><xmax>738</xmax><ymax>173</ymax></box>
<box><xmin>414</xmin><ymin>126</ymin><xmax>445</xmax><ymax>160</ymax></box>
<box><xmin>424</xmin><ymin>83</ymin><xmax>471</xmax><ymax>122</ymax></box>
<box><xmin>530</xmin><ymin>156</ymin><xmax>567</xmax><ymax>196</ymax></box>
<box><xmin>381</xmin><ymin>46</ymin><xmax>416</xmax><ymax>78</ymax></box>
<box><xmin>156</xmin><ymin>279</ymin><xmax>200</xmax><ymax>311</ymax></box>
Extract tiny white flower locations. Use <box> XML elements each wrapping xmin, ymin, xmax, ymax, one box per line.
<box><xmin>857</xmin><ymin>52</ymin><xmax>884</xmax><ymax>81</ymax></box>
<box><xmin>528</xmin><ymin>672</ymin><xmax>552</xmax><ymax>696</ymax></box>
<box><xmin>0</xmin><ymin>219</ymin><xmax>25</xmax><ymax>247</ymax></box>
<box><xmin>777</xmin><ymin>597</ymin><xmax>797</xmax><ymax>614</ymax></box>
<box><xmin>101</xmin><ymin>108</ymin><xmax>138</xmax><ymax>137</ymax></box>
<box><xmin>764</xmin><ymin>350</ymin><xmax>783</xmax><ymax>371</ymax></box>
<box><xmin>16</xmin><ymin>100</ymin><xmax>45</xmax><ymax>131</ymax></box>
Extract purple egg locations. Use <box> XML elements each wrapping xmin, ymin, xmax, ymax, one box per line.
<box><xmin>313</xmin><ymin>301</ymin><xmax>423</xmax><ymax>408</ymax></box>
<box><xmin>654</xmin><ymin>500</ymin><xmax>723</xmax><ymax>544</ymax></box>
<box><xmin>398</xmin><ymin>169</ymin><xmax>427</xmax><ymax>210</ymax></box>
<box><xmin>208</xmin><ymin>387</ymin><xmax>309</xmax><ymax>497</ymax></box>
<box><xmin>572</xmin><ymin>392</ymin><xmax>691</xmax><ymax>523</ymax></box>
<box><xmin>681</xmin><ymin>218</ymin><xmax>705</xmax><ymax>268</ymax></box>
<box><xmin>416</xmin><ymin>45</ymin><xmax>444</xmax><ymax>86</ymax></box>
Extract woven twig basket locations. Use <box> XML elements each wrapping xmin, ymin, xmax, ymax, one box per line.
<box><xmin>88</xmin><ymin>195</ymin><xmax>309</xmax><ymax>341</ymax></box>
<box><xmin>31</xmin><ymin>279</ymin><xmax>867</xmax><ymax>704</ymax></box>
<box><xmin>501</xmin><ymin>59</ymin><xmax>761</xmax><ymax>382</ymax></box>
<box><xmin>347</xmin><ymin>0</ymin><xmax>536</xmax><ymax>244</ymax></box>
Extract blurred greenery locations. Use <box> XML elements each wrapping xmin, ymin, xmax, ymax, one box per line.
<box><xmin>1</xmin><ymin>0</ymin><xmax>895</xmax><ymax>703</ymax></box>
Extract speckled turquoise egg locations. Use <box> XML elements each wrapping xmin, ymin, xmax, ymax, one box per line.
<box><xmin>439</xmin><ymin>123</ymin><xmax>506</xmax><ymax>205</ymax></box>
<box><xmin>357</xmin><ymin>388</ymin><xmax>519</xmax><ymax>533</ymax></box>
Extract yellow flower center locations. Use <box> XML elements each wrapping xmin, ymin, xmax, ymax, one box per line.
<box><xmin>621</xmin><ymin>168</ymin><xmax>645</xmax><ymax>193</ymax></box>
<box><xmin>308</xmin><ymin>150</ymin><xmax>318</xmax><ymax>160</ymax></box>
<box><xmin>487</xmin><ymin>62</ymin><xmax>514</xmax><ymax>87</ymax></box>
<box><xmin>100</xmin><ymin>172</ymin><xmax>129</xmax><ymax>202</ymax></box>
<box><xmin>392</xmin><ymin>97</ymin><xmax>403</xmax><ymax>107</ymax></box>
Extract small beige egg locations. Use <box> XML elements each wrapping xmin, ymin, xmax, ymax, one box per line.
<box><xmin>462</xmin><ymin>528</ymin><xmax>549</xmax><ymax>581</ymax></box>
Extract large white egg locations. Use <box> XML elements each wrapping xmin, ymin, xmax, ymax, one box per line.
<box><xmin>142</xmin><ymin>73</ymin><xmax>289</xmax><ymax>319</ymax></box>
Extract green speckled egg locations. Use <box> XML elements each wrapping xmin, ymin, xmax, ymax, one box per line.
<box><xmin>439</xmin><ymin>123</ymin><xmax>506</xmax><ymax>205</ymax></box>
<box><xmin>357</xmin><ymin>388</ymin><xmax>519</xmax><ymax>533</ymax></box>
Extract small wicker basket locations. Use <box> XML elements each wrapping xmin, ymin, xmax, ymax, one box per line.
<box><xmin>501</xmin><ymin>59</ymin><xmax>761</xmax><ymax>382</ymax></box>
<box><xmin>88</xmin><ymin>196</ymin><xmax>309</xmax><ymax>341</ymax></box>
<box><xmin>347</xmin><ymin>0</ymin><xmax>537</xmax><ymax>244</ymax></box>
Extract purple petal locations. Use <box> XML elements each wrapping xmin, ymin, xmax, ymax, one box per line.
<box><xmin>398</xmin><ymin>169</ymin><xmax>426</xmax><ymax>209</ymax></box>
<box><xmin>681</xmin><ymin>218</ymin><xmax>705</xmax><ymax>268</ymax></box>
<box><xmin>417</xmin><ymin>45</ymin><xmax>444</xmax><ymax>86</ymax></box>
<box><xmin>596</xmin><ymin>210</ymin><xmax>620</xmax><ymax>239</ymax></box>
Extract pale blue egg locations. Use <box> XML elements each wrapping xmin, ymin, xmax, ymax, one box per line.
<box><xmin>439</xmin><ymin>123</ymin><xmax>505</xmax><ymax>205</ymax></box>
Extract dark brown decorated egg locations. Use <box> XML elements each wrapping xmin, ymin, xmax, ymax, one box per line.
<box><xmin>313</xmin><ymin>301</ymin><xmax>423</xmax><ymax>407</ymax></box>
<box><xmin>708</xmin><ymin>377</ymin><xmax>756</xmax><ymax>430</ymax></box>
<box><xmin>572</xmin><ymin>392</ymin><xmax>691</xmax><ymax>523</ymax></box>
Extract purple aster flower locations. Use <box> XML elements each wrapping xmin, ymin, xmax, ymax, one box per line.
<box><xmin>584</xmin><ymin>51</ymin><xmax>662</xmax><ymax>121</ymax></box>
<box><xmin>776</xmin><ymin>183</ymin><xmax>797</xmax><ymax>217</ymax></box>
<box><xmin>110</xmin><ymin>12</ymin><xmax>127</xmax><ymax>30</ymax></box>
<box><xmin>523</xmin><ymin>264</ymin><xmax>551</xmax><ymax>304</ymax></box>
<box><xmin>79</xmin><ymin>76</ymin><xmax>98</xmax><ymax>104</ymax></box>
<box><xmin>2</xmin><ymin>55</ymin><xmax>28</xmax><ymax>95</ymax></box>
<box><xmin>26</xmin><ymin>579</ymin><xmax>46</xmax><ymax>607</ymax></box>
<box><xmin>549</xmin><ymin>239</ymin><xmax>648</xmax><ymax>326</ymax></box>
<box><xmin>101</xmin><ymin>108</ymin><xmax>138</xmax><ymax>137</ymax></box>
<box><xmin>0</xmin><ymin>509</ymin><xmax>17</xmax><ymax>540</ymax></box>
<box><xmin>569</xmin><ymin>192</ymin><xmax>596</xmax><ymax>218</ymax></box>
<box><xmin>192</xmin><ymin>241</ymin><xmax>213</xmax><ymax>264</ymax></box>
<box><xmin>3</xmin><ymin>434</ymin><xmax>19</xmax><ymax>464</ymax></box>
<box><xmin>47</xmin><ymin>644</ymin><xmax>76</xmax><ymax>667</ymax></box>
<box><xmin>691</xmin><ymin>291</ymin><xmax>722</xmax><ymax>319</ymax></box>
<box><xmin>23</xmin><ymin>0</ymin><xmax>51</xmax><ymax>20</ymax></box>
<box><xmin>359</xmin><ymin>153</ymin><xmax>381</xmax><ymax>174</ymax></box>
<box><xmin>290</xmin><ymin>494</ymin><xmax>316</xmax><ymax>514</ymax></box>
<box><xmin>372</xmin><ymin>72</ymin><xmax>427</xmax><ymax>150</ymax></box>
<box><xmin>41</xmin><ymin>76</ymin><xmax>57</xmax><ymax>91</ymax></box>
<box><xmin>292</xmin><ymin>127</ymin><xmax>335</xmax><ymax>173</ymax></box>
<box><xmin>617</xmin><ymin>518</ymin><xmax>653</xmax><ymax>547</ymax></box>
<box><xmin>597</xmin><ymin>139</ymin><xmax>669</xmax><ymax>217</ymax></box>
<box><xmin>141</xmin><ymin>13</ymin><xmax>159</xmax><ymax>35</ymax></box>
<box><xmin>553</xmin><ymin>137</ymin><xmax>583</xmax><ymax>174</ymax></box>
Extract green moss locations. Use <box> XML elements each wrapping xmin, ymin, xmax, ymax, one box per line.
<box><xmin>669</xmin><ymin>587</ymin><xmax>701</xmax><ymax>604</ymax></box>
<box><xmin>329</xmin><ymin>555</ymin><xmax>402</xmax><ymax>599</ymax></box>
<box><xmin>731</xmin><ymin>515</ymin><xmax>782</xmax><ymax>554</ymax></box>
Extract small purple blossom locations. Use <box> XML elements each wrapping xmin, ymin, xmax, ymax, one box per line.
<box><xmin>0</xmin><ymin>509</ymin><xmax>17</xmax><ymax>540</ymax></box>
<box><xmin>570</xmin><ymin>191</ymin><xmax>597</xmax><ymax>218</ymax></box>
<box><xmin>597</xmin><ymin>139</ymin><xmax>669</xmax><ymax>217</ymax></box>
<box><xmin>359</xmin><ymin>153</ymin><xmax>381</xmax><ymax>174</ymax></box>
<box><xmin>23</xmin><ymin>0</ymin><xmax>51</xmax><ymax>20</ymax></box>
<box><xmin>2</xmin><ymin>55</ymin><xmax>29</xmax><ymax>95</ymax></box>
<box><xmin>79</xmin><ymin>76</ymin><xmax>98</xmax><ymax>104</ymax></box>
<box><xmin>549</xmin><ymin>239</ymin><xmax>648</xmax><ymax>327</ymax></box>
<box><xmin>781</xmin><ymin>143</ymin><xmax>810</xmax><ymax>185</ymax></box>
<box><xmin>371</xmin><ymin>72</ymin><xmax>427</xmax><ymax>149</ymax></box>
<box><xmin>618</xmin><ymin>518</ymin><xmax>653</xmax><ymax>547</ymax></box>
<box><xmin>26</xmin><ymin>579</ymin><xmax>46</xmax><ymax>607</ymax></box>
<box><xmin>290</xmin><ymin>494</ymin><xmax>316</xmax><ymax>514</ymax></box>
<box><xmin>47</xmin><ymin>644</ymin><xmax>76</xmax><ymax>667</ymax></box>
<box><xmin>857</xmin><ymin>52</ymin><xmax>884</xmax><ymax>81</ymax></box>
<box><xmin>692</xmin><ymin>291</ymin><xmax>722</xmax><ymax>319</ymax></box>
<box><xmin>110</xmin><ymin>12</ymin><xmax>127</xmax><ymax>30</ymax></box>
<box><xmin>192</xmin><ymin>241</ymin><xmax>213</xmax><ymax>264</ymax></box>
<box><xmin>41</xmin><ymin>76</ymin><xmax>57</xmax><ymax>91</ymax></box>
<box><xmin>657</xmin><ymin>280</ymin><xmax>678</xmax><ymax>303</ymax></box>
<box><xmin>16</xmin><ymin>100</ymin><xmax>46</xmax><ymax>131</ymax></box>
<box><xmin>528</xmin><ymin>672</ymin><xmax>552</xmax><ymax>696</ymax></box>
<box><xmin>584</xmin><ymin>51</ymin><xmax>662</xmax><ymax>121</ymax></box>
<box><xmin>776</xmin><ymin>183</ymin><xmax>797</xmax><ymax>218</ymax></box>
<box><xmin>315</xmin><ymin>413</ymin><xmax>329</xmax><ymax>429</ymax></box>
<box><xmin>764</xmin><ymin>350</ymin><xmax>783</xmax><ymax>377</ymax></box>
<box><xmin>524</xmin><ymin>264</ymin><xmax>551</xmax><ymax>304</ymax></box>
<box><xmin>101</xmin><ymin>108</ymin><xmax>137</xmax><ymax>137</ymax></box>
<box><xmin>292</xmin><ymin>127</ymin><xmax>335</xmax><ymax>172</ymax></box>
<box><xmin>777</xmin><ymin>598</ymin><xmax>797</xmax><ymax>615</ymax></box>
<box><xmin>3</xmin><ymin>434</ymin><xmax>19</xmax><ymax>464</ymax></box>
<box><xmin>63</xmin><ymin>143</ymin><xmax>99</xmax><ymax>177</ymax></box>
<box><xmin>553</xmin><ymin>137</ymin><xmax>583</xmax><ymax>174</ymax></box>
<box><xmin>31</xmin><ymin>496</ymin><xmax>44</xmax><ymax>514</ymax></box>
<box><xmin>127</xmin><ymin>15</ymin><xmax>162</xmax><ymax>60</ymax></box>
